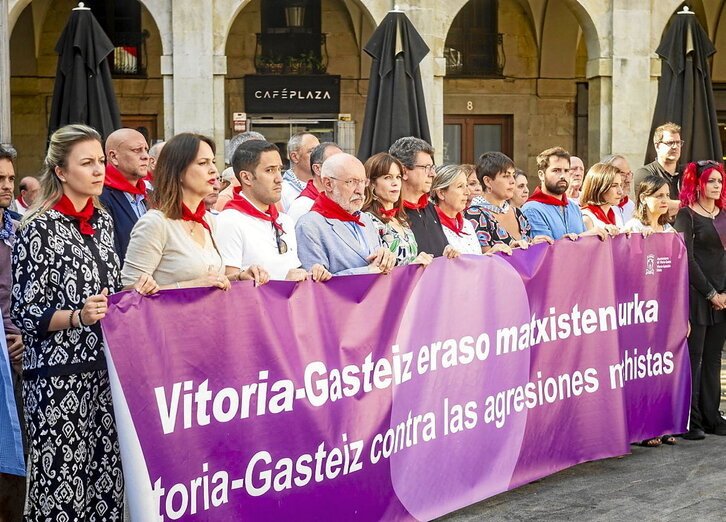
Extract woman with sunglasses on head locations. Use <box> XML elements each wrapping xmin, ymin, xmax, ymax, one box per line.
<box><xmin>122</xmin><ymin>133</ymin><xmax>268</xmax><ymax>290</ymax></box>
<box><xmin>362</xmin><ymin>153</ymin><xmax>433</xmax><ymax>267</ymax></box>
<box><xmin>622</xmin><ymin>175</ymin><xmax>675</xmax><ymax>234</ymax></box>
<box><xmin>674</xmin><ymin>160</ymin><xmax>726</xmax><ymax>440</ymax></box>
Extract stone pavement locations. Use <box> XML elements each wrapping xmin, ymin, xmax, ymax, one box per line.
<box><xmin>439</xmin><ymin>424</ymin><xmax>726</xmax><ymax>521</ymax></box>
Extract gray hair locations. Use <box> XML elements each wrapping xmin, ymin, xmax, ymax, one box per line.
<box><xmin>229</xmin><ymin>131</ymin><xmax>265</xmax><ymax>159</ymax></box>
<box><xmin>287</xmin><ymin>132</ymin><xmax>315</xmax><ymax>157</ymax></box>
<box><xmin>0</xmin><ymin>145</ymin><xmax>16</xmax><ymax>162</ymax></box>
<box><xmin>388</xmin><ymin>136</ymin><xmax>434</xmax><ymax>169</ymax></box>
<box><xmin>430</xmin><ymin>164</ymin><xmax>466</xmax><ymax>204</ymax></box>
<box><xmin>310</xmin><ymin>142</ymin><xmax>340</xmax><ymax>169</ymax></box>
<box><xmin>601</xmin><ymin>154</ymin><xmax>625</xmax><ymax>166</ymax></box>
<box><xmin>149</xmin><ymin>141</ymin><xmax>165</xmax><ymax>159</ymax></box>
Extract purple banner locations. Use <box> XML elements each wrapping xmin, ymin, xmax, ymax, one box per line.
<box><xmin>102</xmin><ymin>234</ymin><xmax>690</xmax><ymax>521</ymax></box>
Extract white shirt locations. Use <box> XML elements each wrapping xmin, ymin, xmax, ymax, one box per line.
<box><xmin>614</xmin><ymin>198</ymin><xmax>635</xmax><ymax>223</ymax></box>
<box><xmin>622</xmin><ymin>218</ymin><xmax>674</xmax><ymax>233</ymax></box>
<box><xmin>580</xmin><ymin>207</ymin><xmax>624</xmax><ymax>229</ymax></box>
<box><xmin>281</xmin><ymin>169</ymin><xmax>306</xmax><ymax>211</ymax></box>
<box><xmin>216</xmin><ymin>197</ymin><xmax>301</xmax><ymax>280</ymax></box>
<box><xmin>442</xmin><ymin>219</ymin><xmax>481</xmax><ymax>255</ymax></box>
<box><xmin>287</xmin><ymin>195</ymin><xmax>315</xmax><ymax>223</ymax></box>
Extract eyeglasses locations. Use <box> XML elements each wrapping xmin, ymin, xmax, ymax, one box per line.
<box><xmin>275</xmin><ymin>227</ymin><xmax>288</xmax><ymax>255</ymax></box>
<box><xmin>412</xmin><ymin>164</ymin><xmax>436</xmax><ymax>173</ymax></box>
<box><xmin>329</xmin><ymin>176</ymin><xmax>369</xmax><ymax>188</ymax></box>
<box><xmin>659</xmin><ymin>140</ymin><xmax>684</xmax><ymax>148</ymax></box>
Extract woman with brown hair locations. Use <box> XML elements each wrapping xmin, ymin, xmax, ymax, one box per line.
<box><xmin>363</xmin><ymin>152</ymin><xmax>433</xmax><ymax>266</ymax></box>
<box><xmin>122</xmin><ymin>133</ymin><xmax>268</xmax><ymax>289</ymax></box>
<box><xmin>579</xmin><ymin>162</ymin><xmax>624</xmax><ymax>235</ymax></box>
<box><xmin>622</xmin><ymin>175</ymin><xmax>674</xmax><ymax>234</ymax></box>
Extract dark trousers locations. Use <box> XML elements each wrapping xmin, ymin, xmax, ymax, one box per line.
<box><xmin>688</xmin><ymin>321</ymin><xmax>726</xmax><ymax>430</ymax></box>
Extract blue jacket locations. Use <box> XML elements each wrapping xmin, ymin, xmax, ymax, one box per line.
<box><xmin>521</xmin><ymin>200</ymin><xmax>585</xmax><ymax>239</ymax></box>
<box><xmin>295</xmin><ymin>211</ymin><xmax>381</xmax><ymax>275</ymax></box>
<box><xmin>99</xmin><ymin>186</ymin><xmax>146</xmax><ymax>263</ymax></box>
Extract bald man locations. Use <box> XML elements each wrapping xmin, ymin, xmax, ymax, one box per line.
<box><xmin>9</xmin><ymin>175</ymin><xmax>40</xmax><ymax>216</ymax></box>
<box><xmin>99</xmin><ymin>128</ymin><xmax>150</xmax><ymax>262</ymax></box>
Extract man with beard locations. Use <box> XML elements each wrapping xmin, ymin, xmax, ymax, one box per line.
<box><xmin>0</xmin><ymin>146</ymin><xmax>25</xmax><ymax>521</ymax></box>
<box><xmin>100</xmin><ymin>128</ymin><xmax>150</xmax><ymax>262</ymax></box>
<box><xmin>296</xmin><ymin>153</ymin><xmax>396</xmax><ymax>275</ymax></box>
<box><xmin>523</xmin><ymin>147</ymin><xmax>605</xmax><ymax>240</ymax></box>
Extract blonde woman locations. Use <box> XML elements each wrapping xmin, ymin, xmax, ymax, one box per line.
<box><xmin>11</xmin><ymin>124</ymin><xmax>152</xmax><ymax>519</ymax></box>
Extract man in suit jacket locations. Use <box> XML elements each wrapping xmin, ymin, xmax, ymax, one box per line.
<box><xmin>296</xmin><ymin>153</ymin><xmax>396</xmax><ymax>276</ymax></box>
<box><xmin>99</xmin><ymin>128</ymin><xmax>150</xmax><ymax>263</ymax></box>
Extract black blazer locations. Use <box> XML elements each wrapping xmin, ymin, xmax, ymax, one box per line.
<box><xmin>98</xmin><ymin>186</ymin><xmax>146</xmax><ymax>263</ymax></box>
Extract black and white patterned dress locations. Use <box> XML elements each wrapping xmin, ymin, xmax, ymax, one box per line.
<box><xmin>11</xmin><ymin>207</ymin><xmax>124</xmax><ymax>521</ymax></box>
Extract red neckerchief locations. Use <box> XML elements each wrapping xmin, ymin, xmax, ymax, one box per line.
<box><xmin>527</xmin><ymin>187</ymin><xmax>568</xmax><ymax>207</ymax></box>
<box><xmin>15</xmin><ymin>196</ymin><xmax>28</xmax><ymax>210</ymax></box>
<box><xmin>618</xmin><ymin>195</ymin><xmax>629</xmax><ymax>208</ymax></box>
<box><xmin>403</xmin><ymin>193</ymin><xmax>429</xmax><ymax>210</ymax></box>
<box><xmin>224</xmin><ymin>187</ymin><xmax>284</xmax><ymax>233</ymax></box>
<box><xmin>181</xmin><ymin>201</ymin><xmax>211</xmax><ymax>232</ymax></box>
<box><xmin>583</xmin><ymin>205</ymin><xmax>616</xmax><ymax>226</ymax></box>
<box><xmin>380</xmin><ymin>206</ymin><xmax>399</xmax><ymax>220</ymax></box>
<box><xmin>143</xmin><ymin>171</ymin><xmax>153</xmax><ymax>184</ymax></box>
<box><xmin>297</xmin><ymin>179</ymin><xmax>320</xmax><ymax>201</ymax></box>
<box><xmin>52</xmin><ymin>194</ymin><xmax>95</xmax><ymax>235</ymax></box>
<box><xmin>311</xmin><ymin>192</ymin><xmax>365</xmax><ymax>226</ymax></box>
<box><xmin>435</xmin><ymin>206</ymin><xmax>468</xmax><ymax>236</ymax></box>
<box><xmin>104</xmin><ymin>164</ymin><xmax>147</xmax><ymax>196</ymax></box>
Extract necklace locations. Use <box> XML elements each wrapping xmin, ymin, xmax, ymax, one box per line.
<box><xmin>187</xmin><ymin>221</ymin><xmax>197</xmax><ymax>235</ymax></box>
<box><xmin>697</xmin><ymin>201</ymin><xmax>716</xmax><ymax>219</ymax></box>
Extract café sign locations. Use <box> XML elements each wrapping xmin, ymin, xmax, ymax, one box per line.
<box><xmin>245</xmin><ymin>75</ymin><xmax>341</xmax><ymax>114</ymax></box>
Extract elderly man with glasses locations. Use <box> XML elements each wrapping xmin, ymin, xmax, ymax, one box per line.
<box><xmin>216</xmin><ymin>139</ymin><xmax>331</xmax><ymax>282</ymax></box>
<box><xmin>634</xmin><ymin>122</ymin><xmax>684</xmax><ymax>215</ymax></box>
<box><xmin>389</xmin><ymin>136</ymin><xmax>450</xmax><ymax>257</ymax></box>
<box><xmin>296</xmin><ymin>153</ymin><xmax>396</xmax><ymax>276</ymax></box>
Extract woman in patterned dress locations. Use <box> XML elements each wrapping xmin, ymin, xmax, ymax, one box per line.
<box><xmin>11</xmin><ymin>124</ymin><xmax>154</xmax><ymax>520</ymax></box>
<box><xmin>465</xmin><ymin>153</ymin><xmax>551</xmax><ymax>253</ymax></box>
<box><xmin>362</xmin><ymin>153</ymin><xmax>433</xmax><ymax>267</ymax></box>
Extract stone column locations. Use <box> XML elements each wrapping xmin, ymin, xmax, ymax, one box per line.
<box><xmin>169</xmin><ymin>0</ymin><xmax>215</xmax><ymax>137</ymax></box>
<box><xmin>0</xmin><ymin>0</ymin><xmax>12</xmax><ymax>146</ymax></box>
<box><xmin>609</xmin><ymin>1</ymin><xmax>655</xmax><ymax>168</ymax></box>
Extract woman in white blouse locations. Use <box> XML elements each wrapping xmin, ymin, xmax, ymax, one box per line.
<box><xmin>122</xmin><ymin>133</ymin><xmax>267</xmax><ymax>289</ymax></box>
<box><xmin>430</xmin><ymin>165</ymin><xmax>483</xmax><ymax>255</ymax></box>
<box><xmin>623</xmin><ymin>175</ymin><xmax>675</xmax><ymax>234</ymax></box>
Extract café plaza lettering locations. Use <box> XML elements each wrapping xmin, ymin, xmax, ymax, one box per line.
<box><xmin>253</xmin><ymin>88</ymin><xmax>332</xmax><ymax>100</ymax></box>
<box><xmin>244</xmin><ymin>75</ymin><xmax>341</xmax><ymax>114</ymax></box>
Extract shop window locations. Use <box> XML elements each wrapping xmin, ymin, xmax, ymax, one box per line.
<box><xmin>255</xmin><ymin>0</ymin><xmax>328</xmax><ymax>74</ymax></box>
<box><xmin>445</xmin><ymin>0</ymin><xmax>504</xmax><ymax>77</ymax></box>
<box><xmin>87</xmin><ymin>0</ymin><xmax>148</xmax><ymax>76</ymax></box>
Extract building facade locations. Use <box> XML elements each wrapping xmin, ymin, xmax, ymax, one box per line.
<box><xmin>2</xmin><ymin>0</ymin><xmax>725</xmax><ymax>180</ymax></box>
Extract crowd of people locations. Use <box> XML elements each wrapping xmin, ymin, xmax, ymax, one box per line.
<box><xmin>0</xmin><ymin>119</ymin><xmax>724</xmax><ymax>520</ymax></box>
